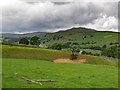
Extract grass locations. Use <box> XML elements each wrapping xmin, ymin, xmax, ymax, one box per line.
<box><xmin>2</xmin><ymin>45</ymin><xmax>118</xmax><ymax>88</ymax></box>
<box><xmin>39</xmin><ymin>29</ymin><xmax>119</xmax><ymax>47</ymax></box>
<box><xmin>2</xmin><ymin>58</ymin><xmax>118</xmax><ymax>88</ymax></box>
<box><xmin>2</xmin><ymin>45</ymin><xmax>118</xmax><ymax>66</ymax></box>
<box><xmin>2</xmin><ymin>45</ymin><xmax>69</xmax><ymax>61</ymax></box>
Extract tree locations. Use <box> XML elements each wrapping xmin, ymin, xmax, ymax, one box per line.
<box><xmin>90</xmin><ymin>35</ymin><xmax>93</xmax><ymax>37</ymax></box>
<box><xmin>51</xmin><ymin>43</ymin><xmax>62</xmax><ymax>50</ymax></box>
<box><xmin>19</xmin><ymin>38</ymin><xmax>29</xmax><ymax>45</ymax></box>
<box><xmin>75</xmin><ymin>48</ymin><xmax>80</xmax><ymax>53</ymax></box>
<box><xmin>101</xmin><ymin>45</ymin><xmax>120</xmax><ymax>59</ymax></box>
<box><xmin>102</xmin><ymin>45</ymin><xmax>107</xmax><ymax>50</ymax></box>
<box><xmin>69</xmin><ymin>45</ymin><xmax>79</xmax><ymax>60</ymax></box>
<box><xmin>30</xmin><ymin>36</ymin><xmax>39</xmax><ymax>45</ymax></box>
<box><xmin>62</xmin><ymin>42</ymin><xmax>71</xmax><ymax>49</ymax></box>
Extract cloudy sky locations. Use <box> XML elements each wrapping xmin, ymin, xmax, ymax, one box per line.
<box><xmin>1</xmin><ymin>0</ymin><xmax>119</xmax><ymax>34</ymax></box>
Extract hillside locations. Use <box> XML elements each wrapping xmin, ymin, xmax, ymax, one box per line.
<box><xmin>2</xmin><ymin>45</ymin><xmax>118</xmax><ymax>88</ymax></box>
<box><xmin>2</xmin><ymin>27</ymin><xmax>119</xmax><ymax>58</ymax></box>
<box><xmin>2</xmin><ymin>32</ymin><xmax>46</xmax><ymax>38</ymax></box>
<box><xmin>2</xmin><ymin>27</ymin><xmax>119</xmax><ymax>46</ymax></box>
<box><xmin>2</xmin><ymin>45</ymin><xmax>118</xmax><ymax>66</ymax></box>
<box><xmin>37</xmin><ymin>27</ymin><xmax>119</xmax><ymax>47</ymax></box>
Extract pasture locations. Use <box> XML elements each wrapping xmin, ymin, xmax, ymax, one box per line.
<box><xmin>2</xmin><ymin>45</ymin><xmax>119</xmax><ymax>88</ymax></box>
<box><xmin>3</xmin><ymin>58</ymin><xmax>118</xmax><ymax>88</ymax></box>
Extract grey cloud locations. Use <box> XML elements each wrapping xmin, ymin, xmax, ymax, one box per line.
<box><xmin>2</xmin><ymin>1</ymin><xmax>118</xmax><ymax>33</ymax></box>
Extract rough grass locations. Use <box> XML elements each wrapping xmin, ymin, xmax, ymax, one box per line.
<box><xmin>2</xmin><ymin>58</ymin><xmax>118</xmax><ymax>88</ymax></box>
<box><xmin>2</xmin><ymin>45</ymin><xmax>118</xmax><ymax>66</ymax></box>
<box><xmin>2</xmin><ymin>45</ymin><xmax>69</xmax><ymax>61</ymax></box>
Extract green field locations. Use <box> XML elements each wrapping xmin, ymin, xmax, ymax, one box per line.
<box><xmin>2</xmin><ymin>45</ymin><xmax>118</xmax><ymax>66</ymax></box>
<box><xmin>2</xmin><ymin>45</ymin><xmax>119</xmax><ymax>88</ymax></box>
<box><xmin>2</xmin><ymin>45</ymin><xmax>69</xmax><ymax>61</ymax></box>
<box><xmin>3</xmin><ymin>58</ymin><xmax>118</xmax><ymax>88</ymax></box>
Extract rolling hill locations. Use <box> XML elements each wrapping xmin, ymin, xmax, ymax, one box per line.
<box><xmin>2</xmin><ymin>27</ymin><xmax>119</xmax><ymax>57</ymax></box>
<box><xmin>2</xmin><ymin>32</ymin><xmax>46</xmax><ymax>38</ymax></box>
<box><xmin>1</xmin><ymin>45</ymin><xmax>118</xmax><ymax>88</ymax></box>
<box><xmin>37</xmin><ymin>27</ymin><xmax>119</xmax><ymax>46</ymax></box>
<box><xmin>2</xmin><ymin>27</ymin><xmax>119</xmax><ymax>46</ymax></box>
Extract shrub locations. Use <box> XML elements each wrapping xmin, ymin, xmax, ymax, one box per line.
<box><xmin>50</xmin><ymin>43</ymin><xmax>62</xmax><ymax>50</ymax></box>
<box><xmin>62</xmin><ymin>42</ymin><xmax>71</xmax><ymax>49</ymax></box>
<box><xmin>30</xmin><ymin>36</ymin><xmax>40</xmax><ymax>45</ymax></box>
<box><xmin>72</xmin><ymin>42</ymin><xmax>79</xmax><ymax>45</ymax></box>
<box><xmin>19</xmin><ymin>38</ymin><xmax>29</xmax><ymax>45</ymax></box>
<box><xmin>81</xmin><ymin>51</ymin><xmax>87</xmax><ymax>54</ymax></box>
<box><xmin>69</xmin><ymin>45</ymin><xmax>79</xmax><ymax>60</ymax></box>
<box><xmin>101</xmin><ymin>45</ymin><xmax>120</xmax><ymax>59</ymax></box>
<box><xmin>75</xmin><ymin>48</ymin><xmax>80</xmax><ymax>53</ymax></box>
<box><xmin>70</xmin><ymin>53</ymin><xmax>78</xmax><ymax>60</ymax></box>
<box><xmin>90</xmin><ymin>35</ymin><xmax>93</xmax><ymax>37</ymax></box>
<box><xmin>102</xmin><ymin>45</ymin><xmax>107</xmax><ymax>49</ymax></box>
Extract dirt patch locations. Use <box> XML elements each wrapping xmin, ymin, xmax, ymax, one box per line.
<box><xmin>53</xmin><ymin>58</ymin><xmax>86</xmax><ymax>64</ymax></box>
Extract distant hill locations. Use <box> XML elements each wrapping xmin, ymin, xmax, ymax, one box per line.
<box><xmin>56</xmin><ymin>27</ymin><xmax>96</xmax><ymax>33</ymax></box>
<box><xmin>38</xmin><ymin>27</ymin><xmax>119</xmax><ymax>48</ymax></box>
<box><xmin>2</xmin><ymin>32</ymin><xmax>46</xmax><ymax>38</ymax></box>
<box><xmin>2</xmin><ymin>27</ymin><xmax>119</xmax><ymax>48</ymax></box>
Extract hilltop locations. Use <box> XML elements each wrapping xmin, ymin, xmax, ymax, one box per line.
<box><xmin>38</xmin><ymin>27</ymin><xmax>119</xmax><ymax>47</ymax></box>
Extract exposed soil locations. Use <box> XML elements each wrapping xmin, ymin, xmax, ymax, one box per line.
<box><xmin>53</xmin><ymin>58</ymin><xmax>86</xmax><ymax>64</ymax></box>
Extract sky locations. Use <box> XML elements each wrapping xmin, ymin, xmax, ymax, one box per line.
<box><xmin>0</xmin><ymin>0</ymin><xmax>119</xmax><ymax>34</ymax></box>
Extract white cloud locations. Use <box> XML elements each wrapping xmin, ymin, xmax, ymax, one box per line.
<box><xmin>1</xmin><ymin>0</ymin><xmax>118</xmax><ymax>33</ymax></box>
<box><xmin>85</xmin><ymin>14</ymin><xmax>118</xmax><ymax>32</ymax></box>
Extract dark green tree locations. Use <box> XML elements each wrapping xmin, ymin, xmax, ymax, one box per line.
<box><xmin>30</xmin><ymin>36</ymin><xmax>40</xmax><ymax>45</ymax></box>
<box><xmin>69</xmin><ymin>45</ymin><xmax>79</xmax><ymax>60</ymax></box>
<box><xmin>19</xmin><ymin>38</ymin><xmax>29</xmax><ymax>45</ymax></box>
<box><xmin>101</xmin><ymin>45</ymin><xmax>120</xmax><ymax>59</ymax></box>
<box><xmin>102</xmin><ymin>45</ymin><xmax>107</xmax><ymax>50</ymax></box>
<box><xmin>51</xmin><ymin>43</ymin><xmax>62</xmax><ymax>50</ymax></box>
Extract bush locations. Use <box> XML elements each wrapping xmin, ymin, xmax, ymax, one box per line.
<box><xmin>19</xmin><ymin>38</ymin><xmax>29</xmax><ymax>45</ymax></box>
<box><xmin>102</xmin><ymin>45</ymin><xmax>107</xmax><ymax>50</ymax></box>
<box><xmin>82</xmin><ymin>51</ymin><xmax>87</xmax><ymax>54</ymax></box>
<box><xmin>69</xmin><ymin>45</ymin><xmax>79</xmax><ymax>60</ymax></box>
<box><xmin>89</xmin><ymin>46</ymin><xmax>102</xmax><ymax>50</ymax></box>
<box><xmin>62</xmin><ymin>42</ymin><xmax>71</xmax><ymax>49</ymax></box>
<box><xmin>30</xmin><ymin>36</ymin><xmax>39</xmax><ymax>45</ymax></box>
<box><xmin>101</xmin><ymin>45</ymin><xmax>120</xmax><ymax>59</ymax></box>
<box><xmin>50</xmin><ymin>43</ymin><xmax>62</xmax><ymax>50</ymax></box>
<box><xmin>70</xmin><ymin>53</ymin><xmax>78</xmax><ymax>60</ymax></box>
<box><xmin>75</xmin><ymin>48</ymin><xmax>80</xmax><ymax>53</ymax></box>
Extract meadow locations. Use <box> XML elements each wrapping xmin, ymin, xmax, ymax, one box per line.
<box><xmin>2</xmin><ymin>45</ymin><xmax>118</xmax><ymax>88</ymax></box>
<box><xmin>2</xmin><ymin>58</ymin><xmax>118</xmax><ymax>88</ymax></box>
<box><xmin>2</xmin><ymin>45</ymin><xmax>118</xmax><ymax>66</ymax></box>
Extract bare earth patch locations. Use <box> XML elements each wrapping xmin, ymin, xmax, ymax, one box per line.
<box><xmin>53</xmin><ymin>58</ymin><xmax>86</xmax><ymax>64</ymax></box>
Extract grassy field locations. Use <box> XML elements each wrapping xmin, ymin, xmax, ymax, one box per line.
<box><xmin>2</xmin><ymin>58</ymin><xmax>118</xmax><ymax>88</ymax></box>
<box><xmin>2</xmin><ymin>45</ymin><xmax>69</xmax><ymax>61</ymax></box>
<box><xmin>2</xmin><ymin>45</ymin><xmax>119</xmax><ymax>88</ymax></box>
<box><xmin>2</xmin><ymin>45</ymin><xmax>118</xmax><ymax>66</ymax></box>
